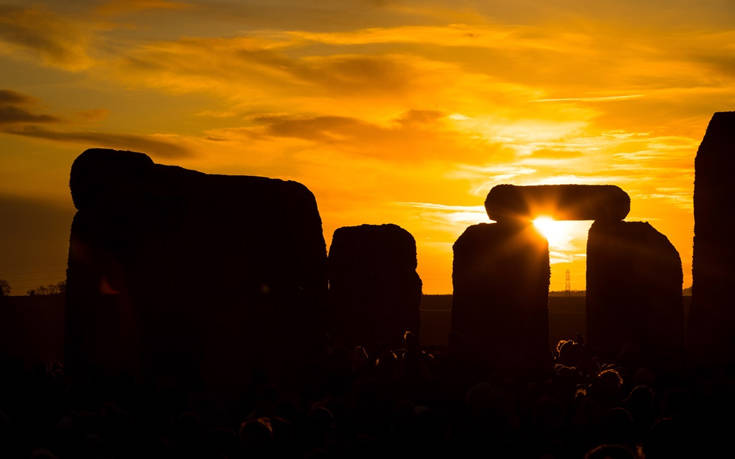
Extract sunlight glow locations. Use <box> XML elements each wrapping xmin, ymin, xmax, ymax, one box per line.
<box><xmin>533</xmin><ymin>216</ymin><xmax>566</xmax><ymax>247</ymax></box>
<box><xmin>0</xmin><ymin>0</ymin><xmax>712</xmax><ymax>292</ymax></box>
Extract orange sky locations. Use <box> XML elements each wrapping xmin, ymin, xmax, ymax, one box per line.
<box><xmin>1</xmin><ymin>0</ymin><xmax>733</xmax><ymax>294</ymax></box>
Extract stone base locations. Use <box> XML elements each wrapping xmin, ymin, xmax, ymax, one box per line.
<box><xmin>451</xmin><ymin>222</ymin><xmax>550</xmax><ymax>375</ymax></box>
<box><xmin>328</xmin><ymin>224</ymin><xmax>422</xmax><ymax>353</ymax></box>
<box><xmin>587</xmin><ymin>221</ymin><xmax>683</xmax><ymax>369</ymax></box>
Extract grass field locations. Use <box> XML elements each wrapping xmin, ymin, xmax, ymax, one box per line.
<box><xmin>421</xmin><ymin>294</ymin><xmax>692</xmax><ymax>349</ymax></box>
<box><xmin>0</xmin><ymin>293</ymin><xmax>692</xmax><ymax>363</ymax></box>
<box><xmin>421</xmin><ymin>294</ymin><xmax>586</xmax><ymax>348</ymax></box>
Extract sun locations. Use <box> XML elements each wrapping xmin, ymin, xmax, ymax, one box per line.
<box><xmin>533</xmin><ymin>216</ymin><xmax>566</xmax><ymax>246</ymax></box>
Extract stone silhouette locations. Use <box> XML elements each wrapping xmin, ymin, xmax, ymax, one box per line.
<box><xmin>451</xmin><ymin>222</ymin><xmax>550</xmax><ymax>374</ymax></box>
<box><xmin>486</xmin><ymin>184</ymin><xmax>630</xmax><ymax>222</ymax></box>
<box><xmin>587</xmin><ymin>221</ymin><xmax>683</xmax><ymax>369</ymax></box>
<box><xmin>327</xmin><ymin>224</ymin><xmax>421</xmax><ymax>352</ymax></box>
<box><xmin>691</xmin><ymin>111</ymin><xmax>735</xmax><ymax>366</ymax></box>
<box><xmin>452</xmin><ymin>182</ymin><xmax>693</xmax><ymax>375</ymax></box>
<box><xmin>66</xmin><ymin>149</ymin><xmax>327</xmax><ymax>394</ymax></box>
<box><xmin>451</xmin><ymin>183</ymin><xmax>631</xmax><ymax>374</ymax></box>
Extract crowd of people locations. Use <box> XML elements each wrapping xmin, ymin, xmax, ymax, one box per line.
<box><xmin>1</xmin><ymin>332</ymin><xmax>733</xmax><ymax>458</ymax></box>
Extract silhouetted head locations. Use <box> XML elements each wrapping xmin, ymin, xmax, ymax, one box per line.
<box><xmin>239</xmin><ymin>417</ymin><xmax>274</xmax><ymax>454</ymax></box>
<box><xmin>626</xmin><ymin>385</ymin><xmax>655</xmax><ymax>423</ymax></box>
<box><xmin>402</xmin><ymin>330</ymin><xmax>418</xmax><ymax>348</ymax></box>
<box><xmin>632</xmin><ymin>367</ymin><xmax>656</xmax><ymax>387</ymax></box>
<box><xmin>465</xmin><ymin>382</ymin><xmax>509</xmax><ymax>423</ymax></box>
<box><xmin>30</xmin><ymin>450</ymin><xmax>58</xmax><ymax>459</ymax></box>
<box><xmin>643</xmin><ymin>418</ymin><xmax>689</xmax><ymax>459</ymax></box>
<box><xmin>208</xmin><ymin>428</ymin><xmax>237</xmax><ymax>459</ymax></box>
<box><xmin>662</xmin><ymin>389</ymin><xmax>691</xmax><ymax>420</ymax></box>
<box><xmin>173</xmin><ymin>411</ymin><xmax>206</xmax><ymax>455</ymax></box>
<box><xmin>350</xmin><ymin>345</ymin><xmax>370</xmax><ymax>372</ymax></box>
<box><xmin>584</xmin><ymin>444</ymin><xmax>635</xmax><ymax>459</ymax></box>
<box><xmin>532</xmin><ymin>395</ymin><xmax>564</xmax><ymax>433</ymax></box>
<box><xmin>556</xmin><ymin>339</ymin><xmax>583</xmax><ymax>366</ymax></box>
<box><xmin>308</xmin><ymin>406</ymin><xmax>336</xmax><ymax>433</ymax></box>
<box><xmin>601</xmin><ymin>407</ymin><xmax>635</xmax><ymax>446</ymax></box>
<box><xmin>593</xmin><ymin>368</ymin><xmax>624</xmax><ymax>401</ymax></box>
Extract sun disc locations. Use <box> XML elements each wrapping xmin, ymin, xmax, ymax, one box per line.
<box><xmin>533</xmin><ymin>216</ymin><xmax>564</xmax><ymax>245</ymax></box>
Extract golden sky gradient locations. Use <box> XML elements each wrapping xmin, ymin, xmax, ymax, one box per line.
<box><xmin>1</xmin><ymin>0</ymin><xmax>733</xmax><ymax>294</ymax></box>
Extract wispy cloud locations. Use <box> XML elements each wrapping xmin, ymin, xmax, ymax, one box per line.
<box><xmin>0</xmin><ymin>88</ymin><xmax>191</xmax><ymax>158</ymax></box>
<box><xmin>395</xmin><ymin>201</ymin><xmax>489</xmax><ymax>231</ymax></box>
<box><xmin>0</xmin><ymin>6</ymin><xmax>94</xmax><ymax>70</ymax></box>
<box><xmin>533</xmin><ymin>94</ymin><xmax>644</xmax><ymax>103</ymax></box>
<box><xmin>95</xmin><ymin>0</ymin><xmax>191</xmax><ymax>15</ymax></box>
<box><xmin>0</xmin><ymin>106</ymin><xmax>59</xmax><ymax>125</ymax></box>
<box><xmin>3</xmin><ymin>125</ymin><xmax>193</xmax><ymax>159</ymax></box>
<box><xmin>0</xmin><ymin>89</ymin><xmax>33</xmax><ymax>105</ymax></box>
<box><xmin>0</xmin><ymin>89</ymin><xmax>60</xmax><ymax>125</ymax></box>
<box><xmin>205</xmin><ymin>109</ymin><xmax>509</xmax><ymax>163</ymax></box>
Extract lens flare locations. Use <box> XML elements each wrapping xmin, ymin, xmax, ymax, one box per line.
<box><xmin>533</xmin><ymin>216</ymin><xmax>566</xmax><ymax>246</ymax></box>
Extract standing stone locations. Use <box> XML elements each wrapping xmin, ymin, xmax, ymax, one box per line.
<box><xmin>587</xmin><ymin>221</ymin><xmax>683</xmax><ymax>368</ymax></box>
<box><xmin>451</xmin><ymin>222</ymin><xmax>550</xmax><ymax>374</ymax></box>
<box><xmin>327</xmin><ymin>224</ymin><xmax>422</xmax><ymax>352</ymax></box>
<box><xmin>691</xmin><ymin>112</ymin><xmax>735</xmax><ymax>366</ymax></box>
<box><xmin>66</xmin><ymin>149</ymin><xmax>328</xmax><ymax>395</ymax></box>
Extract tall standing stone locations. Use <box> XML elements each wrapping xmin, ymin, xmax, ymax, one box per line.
<box><xmin>327</xmin><ymin>224</ymin><xmax>422</xmax><ymax>352</ymax></box>
<box><xmin>691</xmin><ymin>111</ymin><xmax>735</xmax><ymax>366</ymax></box>
<box><xmin>587</xmin><ymin>221</ymin><xmax>683</xmax><ymax>368</ymax></box>
<box><xmin>451</xmin><ymin>222</ymin><xmax>550</xmax><ymax>374</ymax></box>
<box><xmin>66</xmin><ymin>149</ymin><xmax>328</xmax><ymax>395</ymax></box>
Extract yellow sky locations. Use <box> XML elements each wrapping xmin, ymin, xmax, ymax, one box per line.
<box><xmin>1</xmin><ymin>0</ymin><xmax>733</xmax><ymax>294</ymax></box>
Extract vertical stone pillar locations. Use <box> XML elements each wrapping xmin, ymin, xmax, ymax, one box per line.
<box><xmin>587</xmin><ymin>221</ymin><xmax>683</xmax><ymax>369</ymax></box>
<box><xmin>328</xmin><ymin>224</ymin><xmax>422</xmax><ymax>353</ymax></box>
<box><xmin>691</xmin><ymin>111</ymin><xmax>735</xmax><ymax>366</ymax></box>
<box><xmin>451</xmin><ymin>222</ymin><xmax>550</xmax><ymax>374</ymax></box>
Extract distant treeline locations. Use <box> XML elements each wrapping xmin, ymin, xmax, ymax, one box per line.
<box><xmin>26</xmin><ymin>281</ymin><xmax>66</xmax><ymax>296</ymax></box>
<box><xmin>0</xmin><ymin>279</ymin><xmax>66</xmax><ymax>297</ymax></box>
<box><xmin>0</xmin><ymin>281</ymin><xmax>692</xmax><ymax>298</ymax></box>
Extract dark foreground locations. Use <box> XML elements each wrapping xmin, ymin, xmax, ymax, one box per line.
<box><xmin>1</xmin><ymin>333</ymin><xmax>733</xmax><ymax>459</ymax></box>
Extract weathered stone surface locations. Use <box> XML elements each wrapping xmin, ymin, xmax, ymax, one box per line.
<box><xmin>451</xmin><ymin>222</ymin><xmax>550</xmax><ymax>374</ymax></box>
<box><xmin>586</xmin><ymin>221</ymin><xmax>683</xmax><ymax>368</ymax></box>
<box><xmin>485</xmin><ymin>184</ymin><xmax>630</xmax><ymax>222</ymax></box>
<box><xmin>327</xmin><ymin>224</ymin><xmax>421</xmax><ymax>352</ymax></box>
<box><xmin>66</xmin><ymin>148</ymin><xmax>327</xmax><ymax>393</ymax></box>
<box><xmin>691</xmin><ymin>111</ymin><xmax>735</xmax><ymax>366</ymax></box>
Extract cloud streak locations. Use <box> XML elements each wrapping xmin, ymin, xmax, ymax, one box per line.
<box><xmin>533</xmin><ymin>94</ymin><xmax>644</xmax><ymax>103</ymax></box>
<box><xmin>3</xmin><ymin>125</ymin><xmax>193</xmax><ymax>159</ymax></box>
<box><xmin>0</xmin><ymin>89</ymin><xmax>60</xmax><ymax>125</ymax></box>
<box><xmin>0</xmin><ymin>106</ymin><xmax>59</xmax><ymax>125</ymax></box>
<box><xmin>210</xmin><ymin>109</ymin><xmax>507</xmax><ymax>163</ymax></box>
<box><xmin>0</xmin><ymin>6</ymin><xmax>94</xmax><ymax>70</ymax></box>
<box><xmin>0</xmin><ymin>89</ymin><xmax>33</xmax><ymax>105</ymax></box>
